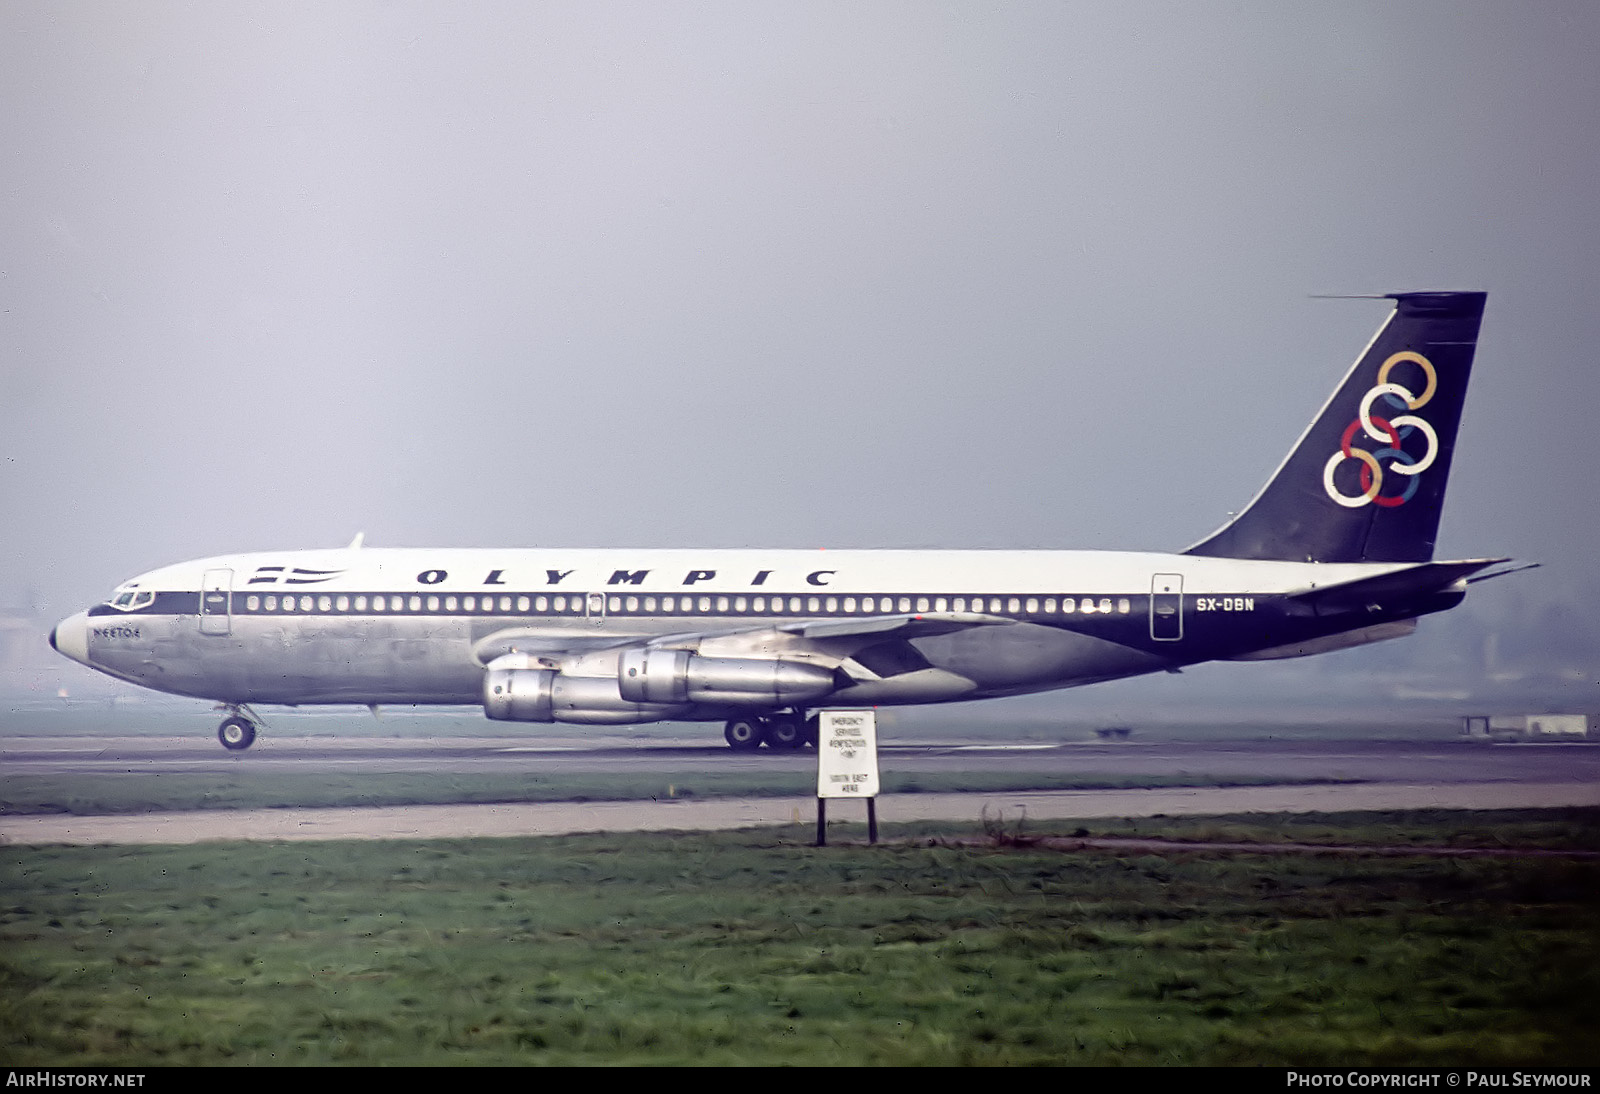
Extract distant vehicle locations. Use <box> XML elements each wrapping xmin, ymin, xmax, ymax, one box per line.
<box><xmin>52</xmin><ymin>292</ymin><xmax>1513</xmax><ymax>752</ymax></box>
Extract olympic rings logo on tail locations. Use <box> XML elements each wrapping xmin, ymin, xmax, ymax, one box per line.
<box><xmin>1322</xmin><ymin>352</ymin><xmax>1438</xmax><ymax>509</ymax></box>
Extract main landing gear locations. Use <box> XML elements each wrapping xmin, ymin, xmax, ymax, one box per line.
<box><xmin>723</xmin><ymin>711</ymin><xmax>818</xmax><ymax>752</ymax></box>
<box><xmin>216</xmin><ymin>706</ymin><xmax>260</xmax><ymax>751</ymax></box>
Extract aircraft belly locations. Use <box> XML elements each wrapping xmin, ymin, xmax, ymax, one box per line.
<box><xmin>169</xmin><ymin>617</ymin><xmax>481</xmax><ymax>704</ymax></box>
<box><xmin>912</xmin><ymin>623</ymin><xmax>1166</xmax><ymax>691</ymax></box>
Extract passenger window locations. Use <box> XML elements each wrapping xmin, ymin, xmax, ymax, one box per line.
<box><xmin>917</xmin><ymin>597</ymin><xmax>929</xmax><ymax>613</ymax></box>
<box><xmin>1118</xmin><ymin>598</ymin><xmax>1131</xmax><ymax>614</ymax></box>
<box><xmin>843</xmin><ymin>597</ymin><xmax>855</xmax><ymax>613</ymax></box>
<box><xmin>826</xmin><ymin>597</ymin><xmax>837</xmax><ymax>612</ymax></box>
<box><xmin>717</xmin><ymin>597</ymin><xmax>729</xmax><ymax>612</ymax></box>
<box><xmin>699</xmin><ymin>597</ymin><xmax>711</xmax><ymax>612</ymax></box>
<box><xmin>535</xmin><ymin>596</ymin><xmax>547</xmax><ymax>612</ymax></box>
<box><xmin>1061</xmin><ymin>598</ymin><xmax>1074</xmax><ymax>614</ymax></box>
<box><xmin>355</xmin><ymin>596</ymin><xmax>367</xmax><ymax>611</ymax></box>
<box><xmin>734</xmin><ymin>596</ymin><xmax>746</xmax><ymax>612</ymax></box>
<box><xmin>808</xmin><ymin>597</ymin><xmax>820</xmax><ymax>612</ymax></box>
<box><xmin>369</xmin><ymin>596</ymin><xmax>382</xmax><ymax>612</ymax></box>
<box><xmin>337</xmin><ymin>595</ymin><xmax>349</xmax><ymax>611</ymax></box>
<box><xmin>517</xmin><ymin>596</ymin><xmax>529</xmax><ymax>612</ymax></box>
<box><xmin>1026</xmin><ymin>598</ymin><xmax>1038</xmax><ymax>613</ymax></box>
<box><xmin>644</xmin><ymin>596</ymin><xmax>656</xmax><ymax>611</ymax></box>
<box><xmin>445</xmin><ymin>596</ymin><xmax>457</xmax><ymax>611</ymax></box>
<box><xmin>627</xmin><ymin>596</ymin><xmax>639</xmax><ymax>612</ymax></box>
<box><xmin>609</xmin><ymin>596</ymin><xmax>622</xmax><ymax>612</ymax></box>
<box><xmin>319</xmin><ymin>596</ymin><xmax>332</xmax><ymax>612</ymax></box>
<box><xmin>499</xmin><ymin>596</ymin><xmax>511</xmax><ymax>612</ymax></box>
<box><xmin>409</xmin><ymin>596</ymin><xmax>421</xmax><ymax>612</ymax></box>
<box><xmin>426</xmin><ymin>596</ymin><xmax>439</xmax><ymax>612</ymax></box>
<box><xmin>247</xmin><ymin>596</ymin><xmax>260</xmax><ymax>611</ymax></box>
<box><xmin>391</xmin><ymin>596</ymin><xmax>403</xmax><ymax>612</ymax></box>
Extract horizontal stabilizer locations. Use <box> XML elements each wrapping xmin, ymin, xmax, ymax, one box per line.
<box><xmin>1287</xmin><ymin>558</ymin><xmax>1507</xmax><ymax>613</ymax></box>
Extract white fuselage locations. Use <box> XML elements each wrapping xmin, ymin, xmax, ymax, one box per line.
<box><xmin>55</xmin><ymin>545</ymin><xmax>1435</xmax><ymax>713</ymax></box>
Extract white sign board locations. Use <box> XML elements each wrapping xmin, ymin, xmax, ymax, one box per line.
<box><xmin>816</xmin><ymin>709</ymin><xmax>879</xmax><ymax>798</ymax></box>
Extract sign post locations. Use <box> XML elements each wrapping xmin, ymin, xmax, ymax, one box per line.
<box><xmin>815</xmin><ymin>709</ymin><xmax>879</xmax><ymax>846</ymax></box>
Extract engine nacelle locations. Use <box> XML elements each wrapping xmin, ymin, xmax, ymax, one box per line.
<box><xmin>483</xmin><ymin>656</ymin><xmax>687</xmax><ymax>724</ymax></box>
<box><xmin>484</xmin><ymin>651</ymin><xmax>838</xmax><ymax>725</ymax></box>
<box><xmin>618</xmin><ymin>648</ymin><xmax>837</xmax><ymax>706</ymax></box>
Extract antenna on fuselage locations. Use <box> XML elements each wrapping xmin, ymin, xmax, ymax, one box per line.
<box><xmin>348</xmin><ymin>532</ymin><xmax>365</xmax><ymax>550</ymax></box>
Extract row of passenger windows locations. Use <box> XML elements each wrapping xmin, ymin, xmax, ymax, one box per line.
<box><xmin>239</xmin><ymin>593</ymin><xmax>1136</xmax><ymax>617</ymax></box>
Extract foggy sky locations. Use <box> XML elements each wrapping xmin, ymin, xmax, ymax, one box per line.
<box><xmin>4</xmin><ymin>1</ymin><xmax>1599</xmax><ymax>634</ymax></box>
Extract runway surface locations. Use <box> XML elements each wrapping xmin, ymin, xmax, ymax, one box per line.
<box><xmin>3</xmin><ymin>733</ymin><xmax>1597</xmax><ymax>845</ymax></box>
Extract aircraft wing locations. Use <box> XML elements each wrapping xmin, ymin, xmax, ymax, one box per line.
<box><xmin>476</xmin><ymin>611</ymin><xmax>1017</xmax><ymax>678</ymax></box>
<box><xmin>761</xmin><ymin>610</ymin><xmax>1010</xmax><ymax>641</ymax></box>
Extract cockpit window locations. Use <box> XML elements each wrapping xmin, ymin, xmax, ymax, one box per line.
<box><xmin>106</xmin><ymin>589</ymin><xmax>154</xmax><ymax>611</ymax></box>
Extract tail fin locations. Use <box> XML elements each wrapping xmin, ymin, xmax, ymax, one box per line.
<box><xmin>1185</xmin><ymin>291</ymin><xmax>1486</xmax><ymax>563</ymax></box>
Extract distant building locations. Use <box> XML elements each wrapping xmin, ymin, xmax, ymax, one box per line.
<box><xmin>1460</xmin><ymin>714</ymin><xmax>1598</xmax><ymax>741</ymax></box>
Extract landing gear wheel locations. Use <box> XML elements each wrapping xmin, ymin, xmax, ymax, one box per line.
<box><xmin>764</xmin><ymin>714</ymin><xmax>804</xmax><ymax>749</ymax></box>
<box><xmin>724</xmin><ymin>718</ymin><xmax>764</xmax><ymax>751</ymax></box>
<box><xmin>218</xmin><ymin>716</ymin><xmax>256</xmax><ymax>751</ymax></box>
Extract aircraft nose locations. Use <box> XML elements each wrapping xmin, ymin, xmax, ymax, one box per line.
<box><xmin>50</xmin><ymin>611</ymin><xmax>90</xmax><ymax>666</ymax></box>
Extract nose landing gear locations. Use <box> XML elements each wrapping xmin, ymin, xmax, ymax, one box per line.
<box><xmin>216</xmin><ymin>706</ymin><xmax>260</xmax><ymax>751</ymax></box>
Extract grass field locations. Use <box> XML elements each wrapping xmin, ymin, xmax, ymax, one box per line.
<box><xmin>3</xmin><ymin>809</ymin><xmax>1597</xmax><ymax>1066</ymax></box>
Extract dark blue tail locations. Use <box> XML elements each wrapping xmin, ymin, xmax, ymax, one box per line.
<box><xmin>1185</xmin><ymin>291</ymin><xmax>1486</xmax><ymax>564</ymax></box>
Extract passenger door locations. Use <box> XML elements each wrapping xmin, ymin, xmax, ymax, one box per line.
<box><xmin>1150</xmin><ymin>573</ymin><xmax>1183</xmax><ymax>641</ymax></box>
<box><xmin>200</xmin><ymin>568</ymin><xmax>233</xmax><ymax>636</ymax></box>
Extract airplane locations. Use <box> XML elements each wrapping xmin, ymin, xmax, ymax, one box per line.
<box><xmin>50</xmin><ymin>291</ymin><xmax>1511</xmax><ymax>752</ymax></box>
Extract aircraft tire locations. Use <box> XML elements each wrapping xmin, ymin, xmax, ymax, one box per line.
<box><xmin>764</xmin><ymin>715</ymin><xmax>804</xmax><ymax>749</ymax></box>
<box><xmin>724</xmin><ymin>718</ymin><xmax>764</xmax><ymax>751</ymax></box>
<box><xmin>218</xmin><ymin>716</ymin><xmax>256</xmax><ymax>751</ymax></box>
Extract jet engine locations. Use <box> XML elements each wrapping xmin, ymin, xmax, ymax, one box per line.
<box><xmin>482</xmin><ymin>650</ymin><xmax>838</xmax><ymax>724</ymax></box>
<box><xmin>617</xmin><ymin>648</ymin><xmax>838</xmax><ymax>705</ymax></box>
